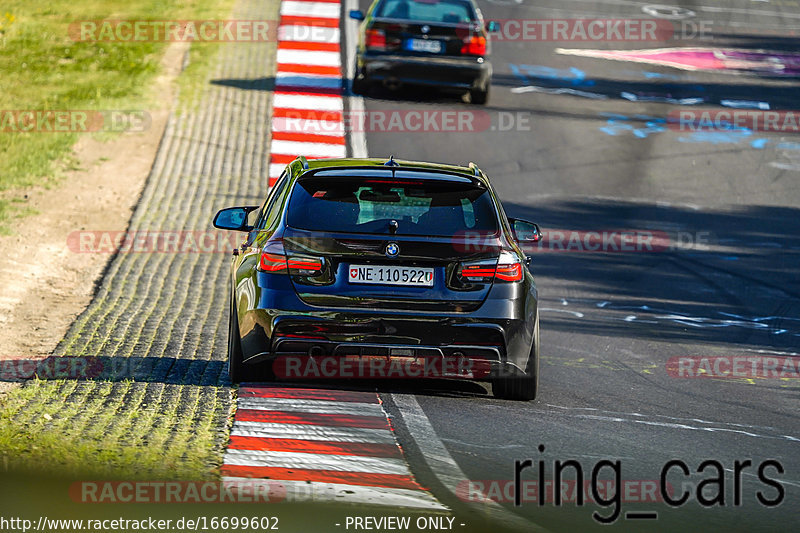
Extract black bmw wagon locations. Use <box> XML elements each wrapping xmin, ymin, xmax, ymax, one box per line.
<box><xmin>213</xmin><ymin>157</ymin><xmax>542</xmax><ymax>400</ymax></box>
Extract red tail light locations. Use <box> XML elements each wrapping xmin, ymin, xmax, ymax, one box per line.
<box><xmin>259</xmin><ymin>240</ymin><xmax>323</xmax><ymax>275</ymax></box>
<box><xmin>365</xmin><ymin>29</ymin><xmax>386</xmax><ymax>50</ymax></box>
<box><xmin>494</xmin><ymin>262</ymin><xmax>522</xmax><ymax>281</ymax></box>
<box><xmin>259</xmin><ymin>251</ymin><xmax>288</xmax><ymax>272</ymax></box>
<box><xmin>461</xmin><ymin>35</ymin><xmax>486</xmax><ymax>56</ymax></box>
<box><xmin>459</xmin><ymin>252</ymin><xmax>523</xmax><ymax>283</ymax></box>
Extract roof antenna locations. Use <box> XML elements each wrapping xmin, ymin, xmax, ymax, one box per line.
<box><xmin>384</xmin><ymin>155</ymin><xmax>400</xmax><ymax>167</ymax></box>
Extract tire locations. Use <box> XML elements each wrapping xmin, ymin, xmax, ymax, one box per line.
<box><xmin>228</xmin><ymin>300</ymin><xmax>244</xmax><ymax>384</ymax></box>
<box><xmin>352</xmin><ymin>74</ymin><xmax>370</xmax><ymax>96</ymax></box>
<box><xmin>493</xmin><ymin>311</ymin><xmax>539</xmax><ymax>401</ymax></box>
<box><xmin>470</xmin><ymin>84</ymin><xmax>489</xmax><ymax>105</ymax></box>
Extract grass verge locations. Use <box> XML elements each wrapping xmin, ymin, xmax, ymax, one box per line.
<box><xmin>0</xmin><ymin>0</ymin><xmax>235</xmax><ymax>232</ymax></box>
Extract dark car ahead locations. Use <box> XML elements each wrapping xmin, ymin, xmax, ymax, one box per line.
<box><xmin>349</xmin><ymin>0</ymin><xmax>496</xmax><ymax>104</ymax></box>
<box><xmin>213</xmin><ymin>157</ymin><xmax>541</xmax><ymax>400</ymax></box>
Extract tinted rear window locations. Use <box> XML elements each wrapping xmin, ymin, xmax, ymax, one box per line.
<box><xmin>377</xmin><ymin>0</ymin><xmax>476</xmax><ymax>24</ymax></box>
<box><xmin>287</xmin><ymin>177</ymin><xmax>498</xmax><ymax>236</ymax></box>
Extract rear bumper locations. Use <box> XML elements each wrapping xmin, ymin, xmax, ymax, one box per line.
<box><xmin>358</xmin><ymin>52</ymin><xmax>491</xmax><ymax>90</ymax></box>
<box><xmin>237</xmin><ymin>276</ymin><xmax>537</xmax><ymax>380</ymax></box>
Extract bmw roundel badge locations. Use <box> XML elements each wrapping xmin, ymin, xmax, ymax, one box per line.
<box><xmin>385</xmin><ymin>242</ymin><xmax>400</xmax><ymax>257</ymax></box>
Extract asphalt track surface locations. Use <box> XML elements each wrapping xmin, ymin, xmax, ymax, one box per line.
<box><xmin>348</xmin><ymin>0</ymin><xmax>800</xmax><ymax>531</ymax></box>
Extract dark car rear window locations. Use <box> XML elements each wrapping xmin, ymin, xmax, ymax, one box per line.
<box><xmin>287</xmin><ymin>177</ymin><xmax>498</xmax><ymax>236</ymax></box>
<box><xmin>376</xmin><ymin>0</ymin><xmax>476</xmax><ymax>24</ymax></box>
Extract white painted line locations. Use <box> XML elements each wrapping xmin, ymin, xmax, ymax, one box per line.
<box><xmin>275</xmin><ymin>73</ymin><xmax>343</xmax><ymax>89</ymax></box>
<box><xmin>224</xmin><ymin>449</ymin><xmax>412</xmax><ymax>475</ymax></box>
<box><xmin>238</xmin><ymin>397</ymin><xmax>385</xmax><ymax>416</ymax></box>
<box><xmin>279</xmin><ymin>25</ymin><xmax>340</xmax><ymax>43</ymax></box>
<box><xmin>271</xmin><ymin>139</ymin><xmax>346</xmax><ymax>157</ymax></box>
<box><xmin>223</xmin><ymin>477</ymin><xmax>447</xmax><ymax>510</ymax></box>
<box><xmin>274</xmin><ymin>93</ymin><xmax>344</xmax><ymax>111</ymax></box>
<box><xmin>280</xmin><ymin>1</ymin><xmax>341</xmax><ymax>19</ymax></box>
<box><xmin>391</xmin><ymin>393</ymin><xmax>551</xmax><ymax>532</ymax></box>
<box><xmin>277</xmin><ymin>49</ymin><xmax>341</xmax><ymax>67</ymax></box>
<box><xmin>273</xmin><ymin>117</ymin><xmax>345</xmax><ymax>137</ymax></box>
<box><xmin>231</xmin><ymin>421</ymin><xmax>397</xmax><ymax>443</ymax></box>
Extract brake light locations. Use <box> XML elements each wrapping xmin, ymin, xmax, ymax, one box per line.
<box><xmin>461</xmin><ymin>35</ymin><xmax>486</xmax><ymax>56</ymax></box>
<box><xmin>259</xmin><ymin>251</ymin><xmax>288</xmax><ymax>272</ymax></box>
<box><xmin>459</xmin><ymin>252</ymin><xmax>523</xmax><ymax>283</ymax></box>
<box><xmin>287</xmin><ymin>258</ymin><xmax>323</xmax><ymax>273</ymax></box>
<box><xmin>365</xmin><ymin>29</ymin><xmax>386</xmax><ymax>50</ymax></box>
<box><xmin>494</xmin><ymin>261</ymin><xmax>522</xmax><ymax>281</ymax></box>
<box><xmin>259</xmin><ymin>240</ymin><xmax>323</xmax><ymax>275</ymax></box>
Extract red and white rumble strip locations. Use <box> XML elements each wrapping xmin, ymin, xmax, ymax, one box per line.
<box><xmin>222</xmin><ymin>386</ymin><xmax>445</xmax><ymax>509</ymax></box>
<box><xmin>269</xmin><ymin>0</ymin><xmax>347</xmax><ymax>185</ymax></box>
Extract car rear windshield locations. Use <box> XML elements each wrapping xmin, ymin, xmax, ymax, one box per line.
<box><xmin>376</xmin><ymin>0</ymin><xmax>476</xmax><ymax>24</ymax></box>
<box><xmin>287</xmin><ymin>177</ymin><xmax>499</xmax><ymax>236</ymax></box>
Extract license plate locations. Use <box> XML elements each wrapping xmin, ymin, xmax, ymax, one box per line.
<box><xmin>406</xmin><ymin>38</ymin><xmax>442</xmax><ymax>53</ymax></box>
<box><xmin>348</xmin><ymin>265</ymin><xmax>434</xmax><ymax>286</ymax></box>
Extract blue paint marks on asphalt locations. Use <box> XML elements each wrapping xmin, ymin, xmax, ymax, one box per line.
<box><xmin>679</xmin><ymin>130</ymin><xmax>753</xmax><ymax>144</ymax></box>
<box><xmin>510</xmin><ymin>64</ymin><xmax>588</xmax><ymax>85</ymax></box>
<box><xmin>599</xmin><ymin>113</ymin><xmax>667</xmax><ymax>138</ymax></box>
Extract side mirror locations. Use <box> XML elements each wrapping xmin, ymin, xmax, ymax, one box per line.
<box><xmin>349</xmin><ymin>10</ymin><xmax>365</xmax><ymax>21</ymax></box>
<box><xmin>486</xmin><ymin>21</ymin><xmax>499</xmax><ymax>33</ymax></box>
<box><xmin>509</xmin><ymin>218</ymin><xmax>542</xmax><ymax>243</ymax></box>
<box><xmin>213</xmin><ymin>206</ymin><xmax>258</xmax><ymax>231</ymax></box>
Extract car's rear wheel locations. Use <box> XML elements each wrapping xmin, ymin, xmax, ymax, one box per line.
<box><xmin>470</xmin><ymin>84</ymin><xmax>489</xmax><ymax>105</ymax></box>
<box><xmin>493</xmin><ymin>310</ymin><xmax>539</xmax><ymax>401</ymax></box>
<box><xmin>352</xmin><ymin>74</ymin><xmax>370</xmax><ymax>96</ymax></box>
<box><xmin>228</xmin><ymin>301</ymin><xmax>244</xmax><ymax>384</ymax></box>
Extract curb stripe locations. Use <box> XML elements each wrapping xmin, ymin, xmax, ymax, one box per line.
<box><xmin>273</xmin><ymin>108</ymin><xmax>343</xmax><ymax>121</ymax></box>
<box><xmin>278</xmin><ymin>40</ymin><xmax>341</xmax><ymax>51</ymax></box>
<box><xmin>235</xmin><ymin>409</ymin><xmax>391</xmax><ymax>429</ymax></box>
<box><xmin>281</xmin><ymin>1</ymin><xmax>341</xmax><ymax>18</ymax></box>
<box><xmin>222</xmin><ymin>478</ymin><xmax>444</xmax><ymax>509</ymax></box>
<box><xmin>272</xmin><ymin>131</ymin><xmax>346</xmax><ymax>144</ymax></box>
<box><xmin>231</xmin><ymin>421</ymin><xmax>397</xmax><ymax>443</ymax></box>
<box><xmin>271</xmin><ymin>85</ymin><xmax>342</xmax><ymax>96</ymax></box>
<box><xmin>238</xmin><ymin>396</ymin><xmax>383</xmax><ymax>414</ymax></box>
<box><xmin>277</xmin><ymin>63</ymin><xmax>343</xmax><ymax>75</ymax></box>
<box><xmin>220</xmin><ymin>465</ymin><xmax>423</xmax><ymax>491</ymax></box>
<box><xmin>280</xmin><ymin>16</ymin><xmax>341</xmax><ymax>28</ymax></box>
<box><xmin>276</xmin><ymin>49</ymin><xmax>342</xmax><ymax>66</ymax></box>
<box><xmin>274</xmin><ymin>91</ymin><xmax>344</xmax><ymax>103</ymax></box>
<box><xmin>281</xmin><ymin>15</ymin><xmax>339</xmax><ymax>28</ymax></box>
<box><xmin>227</xmin><ymin>436</ymin><xmax>403</xmax><ymax>458</ymax></box>
<box><xmin>224</xmin><ymin>449</ymin><xmax>411</xmax><ymax>474</ymax></box>
<box><xmin>273</xmin><ymin>118</ymin><xmax>345</xmax><ymax>137</ymax></box>
<box><xmin>224</xmin><ymin>385</ymin><xmax>445</xmax><ymax>507</ymax></box>
<box><xmin>270</xmin><ymin>139</ymin><xmax>346</xmax><ymax>157</ymax></box>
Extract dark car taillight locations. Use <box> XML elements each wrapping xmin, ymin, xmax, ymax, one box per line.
<box><xmin>259</xmin><ymin>240</ymin><xmax>323</xmax><ymax>276</ymax></box>
<box><xmin>365</xmin><ymin>29</ymin><xmax>386</xmax><ymax>50</ymax></box>
<box><xmin>459</xmin><ymin>252</ymin><xmax>523</xmax><ymax>283</ymax></box>
<box><xmin>461</xmin><ymin>35</ymin><xmax>486</xmax><ymax>56</ymax></box>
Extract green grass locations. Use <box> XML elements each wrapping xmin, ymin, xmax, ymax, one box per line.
<box><xmin>0</xmin><ymin>379</ymin><xmax>232</xmax><ymax>479</ymax></box>
<box><xmin>0</xmin><ymin>0</ymin><xmax>235</xmax><ymax>231</ymax></box>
